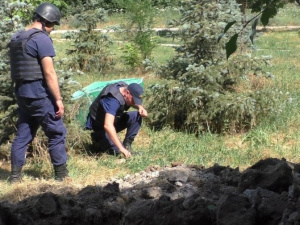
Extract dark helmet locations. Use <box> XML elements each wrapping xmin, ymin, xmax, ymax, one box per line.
<box><xmin>34</xmin><ymin>3</ymin><xmax>61</xmax><ymax>25</ymax></box>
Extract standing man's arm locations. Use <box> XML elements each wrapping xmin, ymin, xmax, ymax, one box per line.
<box><xmin>104</xmin><ymin>113</ymin><xmax>131</xmax><ymax>158</ymax></box>
<box><xmin>41</xmin><ymin>56</ymin><xmax>64</xmax><ymax>118</ymax></box>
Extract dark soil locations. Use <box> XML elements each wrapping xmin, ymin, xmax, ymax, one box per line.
<box><xmin>1</xmin><ymin>158</ymin><xmax>300</xmax><ymax>225</ymax></box>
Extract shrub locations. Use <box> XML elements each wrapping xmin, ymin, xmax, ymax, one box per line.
<box><xmin>120</xmin><ymin>43</ymin><xmax>142</xmax><ymax>68</ymax></box>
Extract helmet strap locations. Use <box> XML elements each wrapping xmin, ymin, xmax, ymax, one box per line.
<box><xmin>33</xmin><ymin>14</ymin><xmax>47</xmax><ymax>32</ymax></box>
<box><xmin>41</xmin><ymin>21</ymin><xmax>46</xmax><ymax>32</ymax></box>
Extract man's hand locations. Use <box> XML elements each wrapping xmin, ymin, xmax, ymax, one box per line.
<box><xmin>138</xmin><ymin>105</ymin><xmax>148</xmax><ymax>117</ymax></box>
<box><xmin>41</xmin><ymin>56</ymin><xmax>64</xmax><ymax>118</ymax></box>
<box><xmin>119</xmin><ymin>147</ymin><xmax>131</xmax><ymax>158</ymax></box>
<box><xmin>104</xmin><ymin>113</ymin><xmax>132</xmax><ymax>158</ymax></box>
<box><xmin>55</xmin><ymin>99</ymin><xmax>64</xmax><ymax>118</ymax></box>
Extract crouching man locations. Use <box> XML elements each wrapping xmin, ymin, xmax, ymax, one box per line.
<box><xmin>85</xmin><ymin>82</ymin><xmax>148</xmax><ymax>158</ymax></box>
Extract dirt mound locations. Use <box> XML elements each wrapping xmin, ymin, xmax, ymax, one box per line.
<box><xmin>1</xmin><ymin>158</ymin><xmax>300</xmax><ymax>225</ymax></box>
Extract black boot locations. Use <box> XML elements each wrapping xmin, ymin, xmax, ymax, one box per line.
<box><xmin>107</xmin><ymin>148</ymin><xmax>121</xmax><ymax>156</ymax></box>
<box><xmin>123</xmin><ymin>139</ymin><xmax>133</xmax><ymax>153</ymax></box>
<box><xmin>9</xmin><ymin>166</ymin><xmax>23</xmax><ymax>183</ymax></box>
<box><xmin>54</xmin><ymin>164</ymin><xmax>69</xmax><ymax>181</ymax></box>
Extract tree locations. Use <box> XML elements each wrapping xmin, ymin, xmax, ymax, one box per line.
<box><xmin>117</xmin><ymin>0</ymin><xmax>157</xmax><ymax>68</ymax></box>
<box><xmin>63</xmin><ymin>1</ymin><xmax>113</xmax><ymax>72</ymax></box>
<box><xmin>145</xmin><ymin>0</ymin><xmax>288</xmax><ymax>134</ymax></box>
<box><xmin>0</xmin><ymin>1</ymin><xmax>28</xmax><ymax>157</ymax></box>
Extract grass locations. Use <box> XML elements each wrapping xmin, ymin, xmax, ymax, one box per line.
<box><xmin>268</xmin><ymin>3</ymin><xmax>300</xmax><ymax>26</ymax></box>
<box><xmin>2</xmin><ymin>3</ymin><xmax>300</xmax><ymax>202</ymax></box>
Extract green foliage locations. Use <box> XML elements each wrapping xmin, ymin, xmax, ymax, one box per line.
<box><xmin>145</xmin><ymin>0</ymin><xmax>288</xmax><ymax>134</ymax></box>
<box><xmin>63</xmin><ymin>0</ymin><xmax>121</xmax><ymax>16</ymax></box>
<box><xmin>134</xmin><ymin>31</ymin><xmax>157</xmax><ymax>60</ymax></box>
<box><xmin>3</xmin><ymin>1</ymin><xmax>33</xmax><ymax>26</ymax></box>
<box><xmin>63</xmin><ymin>0</ymin><xmax>183</xmax><ymax>16</ymax></box>
<box><xmin>63</xmin><ymin>4</ymin><xmax>113</xmax><ymax>72</ymax></box>
<box><xmin>117</xmin><ymin>0</ymin><xmax>157</xmax><ymax>64</ymax></box>
<box><xmin>226</xmin><ymin>34</ymin><xmax>238</xmax><ymax>59</ymax></box>
<box><xmin>11</xmin><ymin>0</ymin><xmax>67</xmax><ymax>25</ymax></box>
<box><xmin>18</xmin><ymin>0</ymin><xmax>66</xmax><ymax>8</ymax></box>
<box><xmin>0</xmin><ymin>1</ymin><xmax>25</xmax><ymax>153</ymax></box>
<box><xmin>169</xmin><ymin>0</ymin><xmax>248</xmax><ymax>65</ymax></box>
<box><xmin>151</xmin><ymin>0</ymin><xmax>183</xmax><ymax>8</ymax></box>
<box><xmin>120</xmin><ymin>43</ymin><xmax>142</xmax><ymax>68</ymax></box>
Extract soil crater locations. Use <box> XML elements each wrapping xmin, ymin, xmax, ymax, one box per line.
<box><xmin>1</xmin><ymin>158</ymin><xmax>300</xmax><ymax>225</ymax></box>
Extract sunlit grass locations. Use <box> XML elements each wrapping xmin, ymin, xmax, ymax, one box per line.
<box><xmin>254</xmin><ymin>31</ymin><xmax>300</xmax><ymax>91</ymax></box>
<box><xmin>268</xmin><ymin>3</ymin><xmax>300</xmax><ymax>26</ymax></box>
<box><xmin>100</xmin><ymin>7</ymin><xmax>181</xmax><ymax>29</ymax></box>
<box><xmin>60</xmin><ymin>7</ymin><xmax>181</xmax><ymax>30</ymax></box>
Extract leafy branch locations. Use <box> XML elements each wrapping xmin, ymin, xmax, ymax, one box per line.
<box><xmin>219</xmin><ymin>0</ymin><xmax>288</xmax><ymax>59</ymax></box>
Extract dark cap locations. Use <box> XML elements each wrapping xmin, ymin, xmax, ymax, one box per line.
<box><xmin>128</xmin><ymin>83</ymin><xmax>144</xmax><ymax>105</ymax></box>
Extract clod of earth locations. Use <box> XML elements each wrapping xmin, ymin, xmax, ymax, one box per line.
<box><xmin>1</xmin><ymin>158</ymin><xmax>300</xmax><ymax>225</ymax></box>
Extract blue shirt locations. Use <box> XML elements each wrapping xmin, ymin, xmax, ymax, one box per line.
<box><xmin>15</xmin><ymin>29</ymin><xmax>56</xmax><ymax>99</ymax></box>
<box><xmin>100</xmin><ymin>95</ymin><xmax>121</xmax><ymax>116</ymax></box>
<box><xmin>85</xmin><ymin>91</ymin><xmax>122</xmax><ymax>130</ymax></box>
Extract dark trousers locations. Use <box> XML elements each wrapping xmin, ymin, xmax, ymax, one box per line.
<box><xmin>90</xmin><ymin>111</ymin><xmax>142</xmax><ymax>154</ymax></box>
<box><xmin>11</xmin><ymin>97</ymin><xmax>67</xmax><ymax>167</ymax></box>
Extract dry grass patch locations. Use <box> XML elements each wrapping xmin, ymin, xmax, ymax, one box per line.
<box><xmin>224</xmin><ymin>134</ymin><xmax>249</xmax><ymax>150</ymax></box>
<box><xmin>0</xmin><ymin>154</ymin><xmax>132</xmax><ymax>203</ymax></box>
<box><xmin>2</xmin><ymin>180</ymin><xmax>78</xmax><ymax>203</ymax></box>
<box><xmin>234</xmin><ymin>73</ymin><xmax>274</xmax><ymax>94</ymax></box>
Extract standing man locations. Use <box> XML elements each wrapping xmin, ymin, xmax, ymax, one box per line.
<box><xmin>85</xmin><ymin>82</ymin><xmax>148</xmax><ymax>158</ymax></box>
<box><xmin>9</xmin><ymin>3</ymin><xmax>68</xmax><ymax>182</ymax></box>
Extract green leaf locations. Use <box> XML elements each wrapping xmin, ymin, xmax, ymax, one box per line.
<box><xmin>217</xmin><ymin>21</ymin><xmax>236</xmax><ymax>43</ymax></box>
<box><xmin>224</xmin><ymin>21</ymin><xmax>236</xmax><ymax>34</ymax></box>
<box><xmin>225</xmin><ymin>33</ymin><xmax>238</xmax><ymax>59</ymax></box>
<box><xmin>251</xmin><ymin>1</ymin><xmax>263</xmax><ymax>13</ymax></box>
<box><xmin>261</xmin><ymin>7</ymin><xmax>277</xmax><ymax>26</ymax></box>
<box><xmin>261</xmin><ymin>12</ymin><xmax>270</xmax><ymax>26</ymax></box>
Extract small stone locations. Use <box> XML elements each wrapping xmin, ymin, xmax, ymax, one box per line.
<box><xmin>175</xmin><ymin>181</ymin><xmax>183</xmax><ymax>187</ymax></box>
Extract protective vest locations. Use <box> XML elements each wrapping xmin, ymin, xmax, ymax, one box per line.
<box><xmin>89</xmin><ymin>82</ymin><xmax>130</xmax><ymax>128</ymax></box>
<box><xmin>9</xmin><ymin>29</ymin><xmax>46</xmax><ymax>81</ymax></box>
